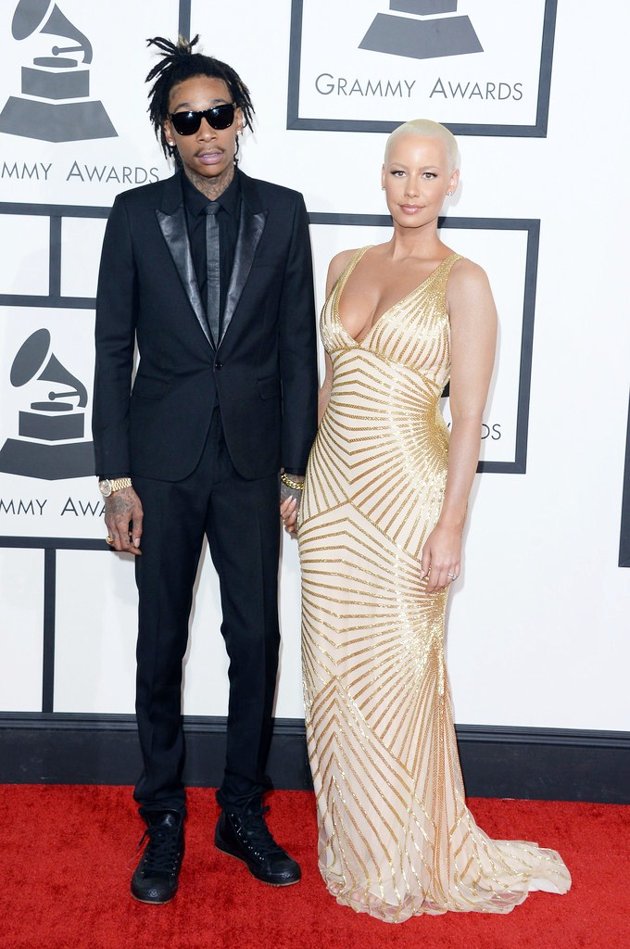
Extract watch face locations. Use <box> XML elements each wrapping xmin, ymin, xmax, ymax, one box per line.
<box><xmin>99</xmin><ymin>480</ymin><xmax>112</xmax><ymax>498</ymax></box>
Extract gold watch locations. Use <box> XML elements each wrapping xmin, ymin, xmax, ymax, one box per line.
<box><xmin>99</xmin><ymin>477</ymin><xmax>132</xmax><ymax>498</ymax></box>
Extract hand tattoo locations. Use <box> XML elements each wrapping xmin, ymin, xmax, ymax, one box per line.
<box><xmin>106</xmin><ymin>487</ymin><xmax>136</xmax><ymax>517</ymax></box>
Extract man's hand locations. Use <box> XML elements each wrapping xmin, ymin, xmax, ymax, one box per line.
<box><xmin>105</xmin><ymin>486</ymin><xmax>143</xmax><ymax>554</ymax></box>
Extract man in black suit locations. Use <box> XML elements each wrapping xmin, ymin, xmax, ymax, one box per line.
<box><xmin>92</xmin><ymin>36</ymin><xmax>318</xmax><ymax>903</ymax></box>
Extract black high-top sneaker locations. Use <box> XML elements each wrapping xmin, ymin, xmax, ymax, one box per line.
<box><xmin>131</xmin><ymin>810</ymin><xmax>185</xmax><ymax>903</ymax></box>
<box><xmin>215</xmin><ymin>802</ymin><xmax>300</xmax><ymax>886</ymax></box>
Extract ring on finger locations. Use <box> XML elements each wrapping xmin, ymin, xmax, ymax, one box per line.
<box><xmin>106</xmin><ymin>535</ymin><xmax>114</xmax><ymax>545</ymax></box>
<box><xmin>448</xmin><ymin>573</ymin><xmax>458</xmax><ymax>581</ymax></box>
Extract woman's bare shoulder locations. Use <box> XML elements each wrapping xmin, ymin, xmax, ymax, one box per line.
<box><xmin>447</xmin><ymin>255</ymin><xmax>496</xmax><ymax>323</ymax></box>
<box><xmin>326</xmin><ymin>248</ymin><xmax>360</xmax><ymax>294</ymax></box>
<box><xmin>329</xmin><ymin>248</ymin><xmax>360</xmax><ymax>277</ymax></box>
<box><xmin>450</xmin><ymin>254</ymin><xmax>489</xmax><ymax>279</ymax></box>
<box><xmin>449</xmin><ymin>255</ymin><xmax>491</xmax><ymax>292</ymax></box>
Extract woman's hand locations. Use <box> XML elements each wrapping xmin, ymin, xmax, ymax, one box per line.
<box><xmin>280</xmin><ymin>495</ymin><xmax>299</xmax><ymax>537</ymax></box>
<box><xmin>420</xmin><ymin>521</ymin><xmax>462</xmax><ymax>593</ymax></box>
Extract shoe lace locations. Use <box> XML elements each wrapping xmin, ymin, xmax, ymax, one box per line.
<box><xmin>137</xmin><ymin>824</ymin><xmax>181</xmax><ymax>875</ymax></box>
<box><xmin>238</xmin><ymin>805</ymin><xmax>284</xmax><ymax>854</ymax></box>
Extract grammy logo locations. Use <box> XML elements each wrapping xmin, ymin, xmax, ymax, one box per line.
<box><xmin>0</xmin><ymin>328</ymin><xmax>94</xmax><ymax>480</ymax></box>
<box><xmin>0</xmin><ymin>0</ymin><xmax>116</xmax><ymax>142</ymax></box>
<box><xmin>359</xmin><ymin>0</ymin><xmax>483</xmax><ymax>61</ymax></box>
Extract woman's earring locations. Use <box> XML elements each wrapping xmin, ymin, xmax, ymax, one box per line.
<box><xmin>447</xmin><ymin>190</ymin><xmax>453</xmax><ymax>196</ymax></box>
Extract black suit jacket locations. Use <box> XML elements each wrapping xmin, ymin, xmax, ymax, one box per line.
<box><xmin>92</xmin><ymin>170</ymin><xmax>318</xmax><ymax>481</ymax></box>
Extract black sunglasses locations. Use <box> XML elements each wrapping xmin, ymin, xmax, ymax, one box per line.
<box><xmin>169</xmin><ymin>103</ymin><xmax>235</xmax><ymax>136</ymax></box>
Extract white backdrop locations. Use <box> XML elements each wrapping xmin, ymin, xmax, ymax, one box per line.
<box><xmin>1</xmin><ymin>1</ymin><xmax>629</xmax><ymax>732</ymax></box>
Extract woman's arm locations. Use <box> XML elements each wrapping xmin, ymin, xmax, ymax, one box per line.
<box><xmin>316</xmin><ymin>250</ymin><xmax>355</xmax><ymax>423</ymax></box>
<box><xmin>281</xmin><ymin>248</ymin><xmax>355</xmax><ymax>535</ymax></box>
<box><xmin>421</xmin><ymin>259</ymin><xmax>497</xmax><ymax>592</ymax></box>
<box><xmin>318</xmin><ymin>353</ymin><xmax>333</xmax><ymax>424</ymax></box>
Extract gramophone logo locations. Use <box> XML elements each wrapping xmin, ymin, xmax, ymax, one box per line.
<box><xmin>288</xmin><ymin>0</ymin><xmax>556</xmax><ymax>137</ymax></box>
<box><xmin>0</xmin><ymin>0</ymin><xmax>117</xmax><ymax>143</ymax></box>
<box><xmin>0</xmin><ymin>328</ymin><xmax>94</xmax><ymax>480</ymax></box>
<box><xmin>360</xmin><ymin>0</ymin><xmax>482</xmax><ymax>60</ymax></box>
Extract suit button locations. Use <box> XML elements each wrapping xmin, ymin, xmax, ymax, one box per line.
<box><xmin>214</xmin><ymin>361</ymin><xmax>222</xmax><ymax>370</ymax></box>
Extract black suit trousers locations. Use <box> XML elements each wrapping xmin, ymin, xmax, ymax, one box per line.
<box><xmin>132</xmin><ymin>411</ymin><xmax>280</xmax><ymax>814</ymax></box>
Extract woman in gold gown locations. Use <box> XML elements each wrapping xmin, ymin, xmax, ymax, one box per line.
<box><xmin>283</xmin><ymin>120</ymin><xmax>571</xmax><ymax>922</ymax></box>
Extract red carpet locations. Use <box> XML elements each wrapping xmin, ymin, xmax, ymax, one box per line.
<box><xmin>0</xmin><ymin>786</ymin><xmax>627</xmax><ymax>949</ymax></box>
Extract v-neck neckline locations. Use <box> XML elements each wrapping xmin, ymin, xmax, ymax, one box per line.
<box><xmin>333</xmin><ymin>246</ymin><xmax>458</xmax><ymax>348</ymax></box>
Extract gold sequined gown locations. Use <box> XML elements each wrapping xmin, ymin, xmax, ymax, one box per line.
<box><xmin>297</xmin><ymin>248</ymin><xmax>571</xmax><ymax>922</ymax></box>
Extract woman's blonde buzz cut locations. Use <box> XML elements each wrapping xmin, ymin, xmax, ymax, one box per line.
<box><xmin>384</xmin><ymin>119</ymin><xmax>460</xmax><ymax>172</ymax></box>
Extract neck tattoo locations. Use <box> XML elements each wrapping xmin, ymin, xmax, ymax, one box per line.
<box><xmin>186</xmin><ymin>163</ymin><xmax>235</xmax><ymax>201</ymax></box>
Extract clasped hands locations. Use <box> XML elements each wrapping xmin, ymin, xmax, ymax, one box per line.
<box><xmin>103</xmin><ymin>480</ymin><xmax>455</xmax><ymax>581</ymax></box>
<box><xmin>280</xmin><ymin>472</ymin><xmax>303</xmax><ymax>538</ymax></box>
<box><xmin>104</xmin><ymin>478</ymin><xmax>301</xmax><ymax>552</ymax></box>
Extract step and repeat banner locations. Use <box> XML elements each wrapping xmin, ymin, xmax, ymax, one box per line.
<box><xmin>1</xmin><ymin>1</ymin><xmax>629</xmax><ymax>732</ymax></box>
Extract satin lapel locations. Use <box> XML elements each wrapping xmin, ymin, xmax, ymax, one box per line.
<box><xmin>156</xmin><ymin>207</ymin><xmax>213</xmax><ymax>348</ymax></box>
<box><xmin>220</xmin><ymin>206</ymin><xmax>267</xmax><ymax>346</ymax></box>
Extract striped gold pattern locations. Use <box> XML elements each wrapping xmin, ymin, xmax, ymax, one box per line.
<box><xmin>298</xmin><ymin>248</ymin><xmax>570</xmax><ymax>921</ymax></box>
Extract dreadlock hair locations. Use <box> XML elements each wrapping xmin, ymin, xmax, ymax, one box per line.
<box><xmin>145</xmin><ymin>35</ymin><xmax>255</xmax><ymax>165</ymax></box>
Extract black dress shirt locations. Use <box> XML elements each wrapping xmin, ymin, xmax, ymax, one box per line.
<box><xmin>182</xmin><ymin>170</ymin><xmax>241</xmax><ymax>336</ymax></box>
<box><xmin>183</xmin><ymin>173</ymin><xmax>305</xmax><ymax>478</ymax></box>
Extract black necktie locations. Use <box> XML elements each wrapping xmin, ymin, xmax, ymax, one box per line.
<box><xmin>205</xmin><ymin>202</ymin><xmax>221</xmax><ymax>347</ymax></box>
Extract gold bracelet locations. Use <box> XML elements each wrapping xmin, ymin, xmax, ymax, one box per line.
<box><xmin>280</xmin><ymin>472</ymin><xmax>304</xmax><ymax>491</ymax></box>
